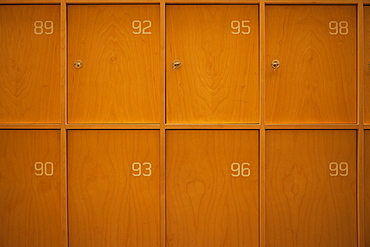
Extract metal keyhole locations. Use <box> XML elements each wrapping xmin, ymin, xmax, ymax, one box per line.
<box><xmin>74</xmin><ymin>60</ymin><xmax>83</xmax><ymax>69</ymax></box>
<box><xmin>271</xmin><ymin>59</ymin><xmax>280</xmax><ymax>70</ymax></box>
<box><xmin>172</xmin><ymin>60</ymin><xmax>182</xmax><ymax>70</ymax></box>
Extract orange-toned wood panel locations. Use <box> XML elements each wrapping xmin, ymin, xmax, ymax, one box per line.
<box><xmin>166</xmin><ymin>5</ymin><xmax>259</xmax><ymax>124</ymax></box>
<box><xmin>265</xmin><ymin>130</ymin><xmax>357</xmax><ymax>247</ymax></box>
<box><xmin>266</xmin><ymin>5</ymin><xmax>356</xmax><ymax>124</ymax></box>
<box><xmin>0</xmin><ymin>5</ymin><xmax>60</xmax><ymax>123</ymax></box>
<box><xmin>364</xmin><ymin>6</ymin><xmax>370</xmax><ymax>124</ymax></box>
<box><xmin>0</xmin><ymin>130</ymin><xmax>61</xmax><ymax>246</ymax></box>
<box><xmin>68</xmin><ymin>130</ymin><xmax>160</xmax><ymax>246</ymax></box>
<box><xmin>166</xmin><ymin>130</ymin><xmax>258</xmax><ymax>246</ymax></box>
<box><xmin>364</xmin><ymin>131</ymin><xmax>370</xmax><ymax>246</ymax></box>
<box><xmin>68</xmin><ymin>5</ymin><xmax>160</xmax><ymax>124</ymax></box>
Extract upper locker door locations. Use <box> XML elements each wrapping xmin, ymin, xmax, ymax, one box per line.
<box><xmin>364</xmin><ymin>6</ymin><xmax>370</xmax><ymax>123</ymax></box>
<box><xmin>0</xmin><ymin>5</ymin><xmax>60</xmax><ymax>123</ymax></box>
<box><xmin>166</xmin><ymin>130</ymin><xmax>259</xmax><ymax>246</ymax></box>
<box><xmin>266</xmin><ymin>5</ymin><xmax>356</xmax><ymax>124</ymax></box>
<box><xmin>0</xmin><ymin>130</ymin><xmax>61</xmax><ymax>246</ymax></box>
<box><xmin>68</xmin><ymin>5</ymin><xmax>160</xmax><ymax>124</ymax></box>
<box><xmin>266</xmin><ymin>130</ymin><xmax>357</xmax><ymax>247</ymax></box>
<box><xmin>166</xmin><ymin>5</ymin><xmax>259</xmax><ymax>124</ymax></box>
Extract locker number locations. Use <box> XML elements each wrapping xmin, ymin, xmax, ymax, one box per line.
<box><xmin>231</xmin><ymin>162</ymin><xmax>251</xmax><ymax>177</ymax></box>
<box><xmin>33</xmin><ymin>21</ymin><xmax>53</xmax><ymax>35</ymax></box>
<box><xmin>231</xmin><ymin>20</ymin><xmax>250</xmax><ymax>35</ymax></box>
<box><xmin>34</xmin><ymin>162</ymin><xmax>54</xmax><ymax>176</ymax></box>
<box><xmin>329</xmin><ymin>162</ymin><xmax>349</xmax><ymax>177</ymax></box>
<box><xmin>132</xmin><ymin>20</ymin><xmax>152</xmax><ymax>34</ymax></box>
<box><xmin>132</xmin><ymin>162</ymin><xmax>152</xmax><ymax>176</ymax></box>
<box><xmin>329</xmin><ymin>21</ymin><xmax>348</xmax><ymax>35</ymax></box>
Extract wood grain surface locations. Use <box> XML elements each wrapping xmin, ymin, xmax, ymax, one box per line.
<box><xmin>364</xmin><ymin>6</ymin><xmax>370</xmax><ymax>124</ymax></box>
<box><xmin>0</xmin><ymin>5</ymin><xmax>60</xmax><ymax>123</ymax></box>
<box><xmin>68</xmin><ymin>130</ymin><xmax>160</xmax><ymax>246</ymax></box>
<box><xmin>0</xmin><ymin>130</ymin><xmax>61</xmax><ymax>246</ymax></box>
<box><xmin>364</xmin><ymin>131</ymin><xmax>370</xmax><ymax>246</ymax></box>
<box><xmin>265</xmin><ymin>130</ymin><xmax>357</xmax><ymax>247</ymax></box>
<box><xmin>166</xmin><ymin>5</ymin><xmax>259</xmax><ymax>124</ymax></box>
<box><xmin>266</xmin><ymin>5</ymin><xmax>356</xmax><ymax>124</ymax></box>
<box><xmin>68</xmin><ymin>5</ymin><xmax>160</xmax><ymax>123</ymax></box>
<box><xmin>166</xmin><ymin>130</ymin><xmax>259</xmax><ymax>246</ymax></box>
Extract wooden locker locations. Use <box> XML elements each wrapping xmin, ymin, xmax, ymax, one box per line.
<box><xmin>166</xmin><ymin>5</ymin><xmax>259</xmax><ymax>124</ymax></box>
<box><xmin>266</xmin><ymin>5</ymin><xmax>356</xmax><ymax>124</ymax></box>
<box><xmin>365</xmin><ymin>6</ymin><xmax>370</xmax><ymax>124</ymax></box>
<box><xmin>364</xmin><ymin>131</ymin><xmax>370</xmax><ymax>246</ymax></box>
<box><xmin>265</xmin><ymin>130</ymin><xmax>357</xmax><ymax>247</ymax></box>
<box><xmin>0</xmin><ymin>5</ymin><xmax>60</xmax><ymax>123</ymax></box>
<box><xmin>68</xmin><ymin>5</ymin><xmax>160</xmax><ymax>124</ymax></box>
<box><xmin>68</xmin><ymin>130</ymin><xmax>160</xmax><ymax>246</ymax></box>
<box><xmin>166</xmin><ymin>130</ymin><xmax>259</xmax><ymax>247</ymax></box>
<box><xmin>0</xmin><ymin>130</ymin><xmax>61</xmax><ymax>246</ymax></box>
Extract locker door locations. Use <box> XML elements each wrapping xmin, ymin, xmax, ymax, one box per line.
<box><xmin>0</xmin><ymin>130</ymin><xmax>61</xmax><ymax>246</ymax></box>
<box><xmin>265</xmin><ymin>130</ymin><xmax>357</xmax><ymax>247</ymax></box>
<box><xmin>365</xmin><ymin>6</ymin><xmax>370</xmax><ymax>123</ymax></box>
<box><xmin>266</xmin><ymin>6</ymin><xmax>356</xmax><ymax>124</ymax></box>
<box><xmin>364</xmin><ymin>131</ymin><xmax>370</xmax><ymax>246</ymax></box>
<box><xmin>166</xmin><ymin>5</ymin><xmax>259</xmax><ymax>124</ymax></box>
<box><xmin>68</xmin><ymin>5</ymin><xmax>160</xmax><ymax>124</ymax></box>
<box><xmin>0</xmin><ymin>5</ymin><xmax>60</xmax><ymax>123</ymax></box>
<box><xmin>166</xmin><ymin>130</ymin><xmax>258</xmax><ymax>246</ymax></box>
<box><xmin>68</xmin><ymin>130</ymin><xmax>160</xmax><ymax>246</ymax></box>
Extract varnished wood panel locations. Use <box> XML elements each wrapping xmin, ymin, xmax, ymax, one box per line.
<box><xmin>68</xmin><ymin>5</ymin><xmax>160</xmax><ymax>123</ymax></box>
<box><xmin>0</xmin><ymin>130</ymin><xmax>61</xmax><ymax>246</ymax></box>
<box><xmin>0</xmin><ymin>5</ymin><xmax>60</xmax><ymax>123</ymax></box>
<box><xmin>364</xmin><ymin>131</ymin><xmax>370</xmax><ymax>246</ymax></box>
<box><xmin>364</xmin><ymin>6</ymin><xmax>370</xmax><ymax>124</ymax></box>
<box><xmin>166</xmin><ymin>130</ymin><xmax>259</xmax><ymax>246</ymax></box>
<box><xmin>265</xmin><ymin>130</ymin><xmax>357</xmax><ymax>247</ymax></box>
<box><xmin>166</xmin><ymin>5</ymin><xmax>259</xmax><ymax>124</ymax></box>
<box><xmin>68</xmin><ymin>130</ymin><xmax>160</xmax><ymax>246</ymax></box>
<box><xmin>266</xmin><ymin>5</ymin><xmax>356</xmax><ymax>124</ymax></box>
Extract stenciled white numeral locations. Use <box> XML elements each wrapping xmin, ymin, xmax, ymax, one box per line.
<box><xmin>132</xmin><ymin>162</ymin><xmax>152</xmax><ymax>176</ymax></box>
<box><xmin>231</xmin><ymin>20</ymin><xmax>250</xmax><ymax>35</ymax></box>
<box><xmin>329</xmin><ymin>162</ymin><xmax>349</xmax><ymax>177</ymax></box>
<box><xmin>329</xmin><ymin>21</ymin><xmax>348</xmax><ymax>35</ymax></box>
<box><xmin>34</xmin><ymin>21</ymin><xmax>54</xmax><ymax>35</ymax></box>
<box><xmin>231</xmin><ymin>162</ymin><xmax>251</xmax><ymax>177</ymax></box>
<box><xmin>132</xmin><ymin>20</ymin><xmax>152</xmax><ymax>34</ymax></box>
<box><xmin>34</xmin><ymin>162</ymin><xmax>54</xmax><ymax>176</ymax></box>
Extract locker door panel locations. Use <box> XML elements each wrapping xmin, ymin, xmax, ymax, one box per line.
<box><xmin>266</xmin><ymin>130</ymin><xmax>357</xmax><ymax>247</ymax></box>
<box><xmin>0</xmin><ymin>5</ymin><xmax>60</xmax><ymax>123</ymax></box>
<box><xmin>68</xmin><ymin>5</ymin><xmax>160</xmax><ymax>123</ymax></box>
<box><xmin>166</xmin><ymin>5</ymin><xmax>259</xmax><ymax>124</ymax></box>
<box><xmin>0</xmin><ymin>130</ymin><xmax>61</xmax><ymax>246</ymax></box>
<box><xmin>68</xmin><ymin>130</ymin><xmax>160</xmax><ymax>247</ymax></box>
<box><xmin>364</xmin><ymin>131</ymin><xmax>370</xmax><ymax>246</ymax></box>
<box><xmin>266</xmin><ymin>5</ymin><xmax>356</xmax><ymax>124</ymax></box>
<box><xmin>166</xmin><ymin>130</ymin><xmax>258</xmax><ymax>246</ymax></box>
<box><xmin>364</xmin><ymin>6</ymin><xmax>370</xmax><ymax>123</ymax></box>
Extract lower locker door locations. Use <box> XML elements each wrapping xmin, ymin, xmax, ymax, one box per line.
<box><xmin>68</xmin><ymin>130</ymin><xmax>160</xmax><ymax>247</ymax></box>
<box><xmin>265</xmin><ymin>130</ymin><xmax>357</xmax><ymax>247</ymax></box>
<box><xmin>166</xmin><ymin>130</ymin><xmax>259</xmax><ymax>247</ymax></box>
<box><xmin>364</xmin><ymin>131</ymin><xmax>370</xmax><ymax>246</ymax></box>
<box><xmin>0</xmin><ymin>130</ymin><xmax>61</xmax><ymax>247</ymax></box>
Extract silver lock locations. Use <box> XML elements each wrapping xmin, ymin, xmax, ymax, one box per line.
<box><xmin>271</xmin><ymin>59</ymin><xmax>280</xmax><ymax>70</ymax></box>
<box><xmin>172</xmin><ymin>59</ymin><xmax>182</xmax><ymax>70</ymax></box>
<box><xmin>74</xmin><ymin>60</ymin><xmax>83</xmax><ymax>69</ymax></box>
